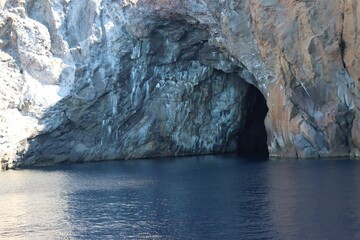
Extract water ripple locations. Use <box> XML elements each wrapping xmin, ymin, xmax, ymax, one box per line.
<box><xmin>2</xmin><ymin>156</ymin><xmax>360</xmax><ymax>239</ymax></box>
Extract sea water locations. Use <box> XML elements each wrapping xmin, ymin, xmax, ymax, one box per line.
<box><xmin>1</xmin><ymin>154</ymin><xmax>360</xmax><ymax>239</ymax></box>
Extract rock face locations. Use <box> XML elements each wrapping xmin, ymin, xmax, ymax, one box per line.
<box><xmin>249</xmin><ymin>0</ymin><xmax>360</xmax><ymax>158</ymax></box>
<box><xmin>0</xmin><ymin>0</ymin><xmax>359</xmax><ymax>168</ymax></box>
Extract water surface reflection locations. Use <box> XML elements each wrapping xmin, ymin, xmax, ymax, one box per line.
<box><xmin>1</xmin><ymin>155</ymin><xmax>360</xmax><ymax>239</ymax></box>
<box><xmin>0</xmin><ymin>169</ymin><xmax>74</xmax><ymax>239</ymax></box>
<box><xmin>267</xmin><ymin>160</ymin><xmax>360</xmax><ymax>240</ymax></box>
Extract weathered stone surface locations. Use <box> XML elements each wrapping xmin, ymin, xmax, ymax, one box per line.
<box><xmin>0</xmin><ymin>0</ymin><xmax>359</xmax><ymax>168</ymax></box>
<box><xmin>1</xmin><ymin>0</ymin><xmax>255</xmax><ymax>168</ymax></box>
<box><xmin>247</xmin><ymin>0</ymin><xmax>359</xmax><ymax>158</ymax></box>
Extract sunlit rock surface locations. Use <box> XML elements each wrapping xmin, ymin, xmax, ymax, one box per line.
<box><xmin>0</xmin><ymin>0</ymin><xmax>359</xmax><ymax>168</ymax></box>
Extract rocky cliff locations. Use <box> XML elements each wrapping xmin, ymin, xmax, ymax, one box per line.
<box><xmin>0</xmin><ymin>0</ymin><xmax>359</xmax><ymax>168</ymax></box>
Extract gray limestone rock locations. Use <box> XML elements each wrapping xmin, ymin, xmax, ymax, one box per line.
<box><xmin>1</xmin><ymin>0</ymin><xmax>360</xmax><ymax>168</ymax></box>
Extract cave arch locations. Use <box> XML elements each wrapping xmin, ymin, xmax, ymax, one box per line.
<box><xmin>133</xmin><ymin>20</ymin><xmax>271</xmax><ymax>160</ymax></box>
<box><xmin>18</xmin><ymin>19</ymin><xmax>270</xmax><ymax>167</ymax></box>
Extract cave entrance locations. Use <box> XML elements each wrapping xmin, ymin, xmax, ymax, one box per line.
<box><xmin>237</xmin><ymin>84</ymin><xmax>269</xmax><ymax>159</ymax></box>
<box><xmin>141</xmin><ymin>20</ymin><xmax>270</xmax><ymax>159</ymax></box>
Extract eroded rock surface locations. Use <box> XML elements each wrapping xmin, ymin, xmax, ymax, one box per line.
<box><xmin>0</xmin><ymin>0</ymin><xmax>359</xmax><ymax>168</ymax></box>
<box><xmin>248</xmin><ymin>0</ymin><xmax>360</xmax><ymax>158</ymax></box>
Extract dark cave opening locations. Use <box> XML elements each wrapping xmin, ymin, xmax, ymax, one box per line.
<box><xmin>237</xmin><ymin>84</ymin><xmax>269</xmax><ymax>159</ymax></box>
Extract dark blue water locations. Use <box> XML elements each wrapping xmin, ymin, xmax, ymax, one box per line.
<box><xmin>1</xmin><ymin>154</ymin><xmax>360</xmax><ymax>239</ymax></box>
